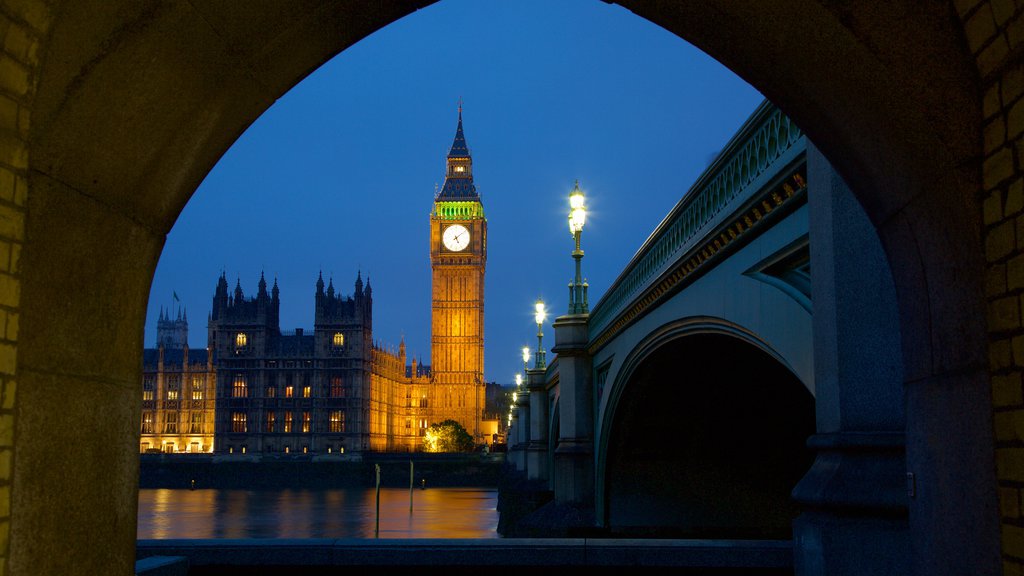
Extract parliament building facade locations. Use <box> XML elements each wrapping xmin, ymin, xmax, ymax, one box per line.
<box><xmin>140</xmin><ymin>110</ymin><xmax>493</xmax><ymax>454</ymax></box>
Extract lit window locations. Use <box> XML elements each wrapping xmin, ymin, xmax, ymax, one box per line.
<box><xmin>303</xmin><ymin>446</ymin><xmax>308</xmax><ymax>454</ymax></box>
<box><xmin>265</xmin><ymin>386</ymin><xmax>276</xmax><ymax>398</ymax></box>
<box><xmin>232</xmin><ymin>374</ymin><xmax>247</xmax><ymax>398</ymax></box>
<box><xmin>284</xmin><ymin>446</ymin><xmax>290</xmax><ymax>454</ymax></box>
<box><xmin>191</xmin><ymin>389</ymin><xmax>203</xmax><ymax>401</ymax></box>
<box><xmin>231</xmin><ymin>412</ymin><xmax>247</xmax><ymax>433</ymax></box>
<box><xmin>265</xmin><ymin>411</ymin><xmax>276</xmax><ymax>433</ymax></box>
<box><xmin>330</xmin><ymin>410</ymin><xmax>345</xmax><ymax>433</ymax></box>
<box><xmin>143</xmin><ymin>390</ymin><xmax>154</xmax><ymax>401</ymax></box>
<box><xmin>192</xmin><ymin>377</ymin><xmax>204</xmax><ymax>400</ymax></box>
<box><xmin>190</xmin><ymin>412</ymin><xmax>203</xmax><ymax>433</ymax></box>
<box><xmin>454</xmin><ymin>165</ymin><xmax>465</xmax><ymax>173</ymax></box>
<box><xmin>166</xmin><ymin>389</ymin><xmax>179</xmax><ymax>401</ymax></box>
<box><xmin>285</xmin><ymin>385</ymin><xmax>294</xmax><ymax>398</ymax></box>
<box><xmin>302</xmin><ymin>411</ymin><xmax>311</xmax><ymax>433</ymax></box>
<box><xmin>236</xmin><ymin>332</ymin><xmax>247</xmax><ymax>347</ymax></box>
<box><xmin>165</xmin><ymin>417</ymin><xmax>177</xmax><ymax>434</ymax></box>
<box><xmin>333</xmin><ymin>332</ymin><xmax>344</xmax><ymax>347</ymax></box>
<box><xmin>284</xmin><ymin>412</ymin><xmax>293</xmax><ymax>433</ymax></box>
<box><xmin>302</xmin><ymin>385</ymin><xmax>311</xmax><ymax>399</ymax></box>
<box><xmin>141</xmin><ymin>412</ymin><xmax>155</xmax><ymax>434</ymax></box>
<box><xmin>330</xmin><ymin>376</ymin><xmax>344</xmax><ymax>398</ymax></box>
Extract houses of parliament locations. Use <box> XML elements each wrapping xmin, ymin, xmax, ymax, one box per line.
<box><xmin>139</xmin><ymin>110</ymin><xmax>494</xmax><ymax>454</ymax></box>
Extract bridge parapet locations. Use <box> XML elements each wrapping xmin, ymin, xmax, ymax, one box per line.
<box><xmin>588</xmin><ymin>100</ymin><xmax>805</xmax><ymax>346</ymax></box>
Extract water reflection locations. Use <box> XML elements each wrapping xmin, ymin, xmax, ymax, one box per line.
<box><xmin>138</xmin><ymin>487</ymin><xmax>499</xmax><ymax>539</ymax></box>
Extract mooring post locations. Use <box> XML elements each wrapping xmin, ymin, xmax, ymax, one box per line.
<box><xmin>375</xmin><ymin>463</ymin><xmax>381</xmax><ymax>538</ymax></box>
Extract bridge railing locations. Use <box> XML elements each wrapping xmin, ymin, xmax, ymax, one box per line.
<box><xmin>587</xmin><ymin>100</ymin><xmax>805</xmax><ymax>342</ymax></box>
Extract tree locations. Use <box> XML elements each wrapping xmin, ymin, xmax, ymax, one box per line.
<box><xmin>423</xmin><ymin>419</ymin><xmax>474</xmax><ymax>452</ymax></box>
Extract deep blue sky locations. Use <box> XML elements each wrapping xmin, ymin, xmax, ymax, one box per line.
<box><xmin>146</xmin><ymin>0</ymin><xmax>764</xmax><ymax>384</ymax></box>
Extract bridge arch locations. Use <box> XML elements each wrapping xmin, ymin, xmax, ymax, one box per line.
<box><xmin>3</xmin><ymin>1</ymin><xmax>997</xmax><ymax>574</ymax></box>
<box><xmin>596</xmin><ymin>317</ymin><xmax>814</xmax><ymax>537</ymax></box>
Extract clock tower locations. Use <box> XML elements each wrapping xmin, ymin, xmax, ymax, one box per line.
<box><xmin>430</xmin><ymin>106</ymin><xmax>486</xmax><ymax>442</ymax></box>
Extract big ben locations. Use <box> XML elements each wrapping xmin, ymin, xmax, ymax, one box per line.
<box><xmin>430</xmin><ymin>106</ymin><xmax>486</xmax><ymax>441</ymax></box>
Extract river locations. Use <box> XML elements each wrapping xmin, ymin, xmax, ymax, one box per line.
<box><xmin>138</xmin><ymin>486</ymin><xmax>500</xmax><ymax>539</ymax></box>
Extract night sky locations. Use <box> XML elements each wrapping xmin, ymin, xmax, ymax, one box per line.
<box><xmin>146</xmin><ymin>0</ymin><xmax>764</xmax><ymax>385</ymax></box>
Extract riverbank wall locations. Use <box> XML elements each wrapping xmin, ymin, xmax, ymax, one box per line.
<box><xmin>139</xmin><ymin>452</ymin><xmax>504</xmax><ymax>490</ymax></box>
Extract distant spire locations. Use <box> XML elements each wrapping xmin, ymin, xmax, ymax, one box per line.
<box><xmin>447</xmin><ymin>102</ymin><xmax>470</xmax><ymax>158</ymax></box>
<box><xmin>272</xmin><ymin>277</ymin><xmax>279</xmax><ymax>300</ymax></box>
<box><xmin>355</xmin><ymin>270</ymin><xmax>363</xmax><ymax>296</ymax></box>
<box><xmin>258</xmin><ymin>270</ymin><xmax>267</xmax><ymax>295</ymax></box>
<box><xmin>327</xmin><ymin>276</ymin><xmax>335</xmax><ymax>298</ymax></box>
<box><xmin>316</xmin><ymin>271</ymin><xmax>325</xmax><ymax>294</ymax></box>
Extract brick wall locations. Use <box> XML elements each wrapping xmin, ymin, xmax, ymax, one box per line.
<box><xmin>961</xmin><ymin>0</ymin><xmax>1024</xmax><ymax>572</ymax></box>
<box><xmin>0</xmin><ymin>1</ymin><xmax>46</xmax><ymax>573</ymax></box>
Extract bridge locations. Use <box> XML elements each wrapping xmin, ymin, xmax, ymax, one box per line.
<box><xmin>504</xmin><ymin>100</ymin><xmax>908</xmax><ymax>572</ymax></box>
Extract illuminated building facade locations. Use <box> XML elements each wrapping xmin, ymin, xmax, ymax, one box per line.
<box><xmin>429</xmin><ymin>107</ymin><xmax>487</xmax><ymax>442</ymax></box>
<box><xmin>207</xmin><ymin>271</ymin><xmax>426</xmax><ymax>454</ymax></box>
<box><xmin>140</xmin><ymin>308</ymin><xmax>217</xmax><ymax>453</ymax></box>
<box><xmin>140</xmin><ymin>110</ymin><xmax>493</xmax><ymax>454</ymax></box>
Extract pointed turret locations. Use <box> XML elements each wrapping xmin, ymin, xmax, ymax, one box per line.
<box><xmin>355</xmin><ymin>271</ymin><xmax>363</xmax><ymax>297</ymax></box>
<box><xmin>258</xmin><ymin>271</ymin><xmax>268</xmax><ymax>298</ymax></box>
<box><xmin>438</xmin><ymin>104</ymin><xmax>478</xmax><ymax>200</ymax></box>
<box><xmin>316</xmin><ymin>271</ymin><xmax>325</xmax><ymax>294</ymax></box>
<box><xmin>272</xmin><ymin>277</ymin><xmax>279</xmax><ymax>302</ymax></box>
<box><xmin>234</xmin><ymin>278</ymin><xmax>243</xmax><ymax>304</ymax></box>
<box><xmin>327</xmin><ymin>277</ymin><xmax>335</xmax><ymax>299</ymax></box>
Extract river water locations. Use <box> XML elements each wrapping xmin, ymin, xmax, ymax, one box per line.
<box><xmin>138</xmin><ymin>487</ymin><xmax>500</xmax><ymax>539</ymax></box>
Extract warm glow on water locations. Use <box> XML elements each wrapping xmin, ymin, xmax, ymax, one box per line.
<box><xmin>138</xmin><ymin>487</ymin><xmax>499</xmax><ymax>539</ymax></box>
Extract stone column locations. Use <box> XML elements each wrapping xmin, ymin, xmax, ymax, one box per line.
<box><xmin>792</xmin><ymin>143</ymin><xmax>909</xmax><ymax>575</ymax></box>
<box><xmin>525</xmin><ymin>367</ymin><xmax>549</xmax><ymax>482</ymax></box>
<box><xmin>551</xmin><ymin>313</ymin><xmax>593</xmax><ymax>505</ymax></box>
<box><xmin>509</xmin><ymin>390</ymin><xmax>530</xmax><ymax>473</ymax></box>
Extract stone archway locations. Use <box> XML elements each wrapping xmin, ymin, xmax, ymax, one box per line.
<box><xmin>602</xmin><ymin>328</ymin><xmax>814</xmax><ymax>539</ymax></box>
<box><xmin>4</xmin><ymin>2</ymin><xmax>998</xmax><ymax>575</ymax></box>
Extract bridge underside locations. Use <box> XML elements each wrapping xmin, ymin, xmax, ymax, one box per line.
<box><xmin>605</xmin><ymin>333</ymin><xmax>814</xmax><ymax>539</ymax></box>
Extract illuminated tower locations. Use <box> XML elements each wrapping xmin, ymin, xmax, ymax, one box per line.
<box><xmin>429</xmin><ymin>105</ymin><xmax>487</xmax><ymax>441</ymax></box>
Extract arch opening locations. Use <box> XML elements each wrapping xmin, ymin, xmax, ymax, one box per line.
<box><xmin>605</xmin><ymin>332</ymin><xmax>814</xmax><ymax>539</ymax></box>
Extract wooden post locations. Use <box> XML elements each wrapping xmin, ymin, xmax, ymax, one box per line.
<box><xmin>375</xmin><ymin>463</ymin><xmax>381</xmax><ymax>538</ymax></box>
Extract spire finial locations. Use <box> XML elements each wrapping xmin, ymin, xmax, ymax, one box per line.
<box><xmin>458</xmin><ymin>97</ymin><xmax>463</xmax><ymax>117</ymax></box>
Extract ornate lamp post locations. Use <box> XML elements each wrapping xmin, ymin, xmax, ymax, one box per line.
<box><xmin>534</xmin><ymin>298</ymin><xmax>547</xmax><ymax>369</ymax></box>
<box><xmin>521</xmin><ymin>346</ymin><xmax>530</xmax><ymax>375</ymax></box>
<box><xmin>567</xmin><ymin>180</ymin><xmax>589</xmax><ymax>314</ymax></box>
<box><xmin>515</xmin><ymin>373</ymin><xmax>522</xmax><ymax>390</ymax></box>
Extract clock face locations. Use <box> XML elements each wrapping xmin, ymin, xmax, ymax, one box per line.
<box><xmin>442</xmin><ymin>224</ymin><xmax>471</xmax><ymax>252</ymax></box>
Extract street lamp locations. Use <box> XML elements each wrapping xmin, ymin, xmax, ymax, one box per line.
<box><xmin>515</xmin><ymin>373</ymin><xmax>522</xmax><ymax>390</ymax></box>
<box><xmin>521</xmin><ymin>346</ymin><xmax>530</xmax><ymax>374</ymax></box>
<box><xmin>567</xmin><ymin>180</ymin><xmax>589</xmax><ymax>314</ymax></box>
<box><xmin>534</xmin><ymin>298</ymin><xmax>547</xmax><ymax>369</ymax></box>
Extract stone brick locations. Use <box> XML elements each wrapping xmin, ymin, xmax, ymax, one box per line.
<box><xmin>0</xmin><ymin>96</ymin><xmax>16</xmax><ymax>135</ymax></box>
<box><xmin>1005</xmin><ymin>522</ymin><xmax>1024</xmax><ymax>559</ymax></box>
<box><xmin>1003</xmin><ymin>61</ymin><xmax>1024</xmax><ymax>105</ymax></box>
<box><xmin>998</xmin><ymin>447</ymin><xmax>1024</xmax><ymax>482</ymax></box>
<box><xmin>987</xmin><ymin>189</ymin><xmax>1006</xmax><ymax>224</ymax></box>
<box><xmin>994</xmin><ymin>337</ymin><xmax>1015</xmax><ymax>369</ymax></box>
<box><xmin>996</xmin><ymin>410</ymin><xmax>1024</xmax><ymax>440</ymax></box>
<box><xmin>0</xmin><ymin>275</ymin><xmax>19</xmax><ymax>310</ymax></box>
<box><xmin>981</xmin><ymin>35</ymin><xmax>1013</xmax><ymax>78</ymax></box>
<box><xmin>1005</xmin><ymin>560</ymin><xmax>1023</xmax><ymax>576</ymax></box>
<box><xmin>992</xmin><ymin>261</ymin><xmax>1010</xmax><ymax>295</ymax></box>
<box><xmin>1002</xmin><ymin>486</ymin><xmax>1021</xmax><ymax>518</ymax></box>
<box><xmin>993</xmin><ymin>0</ymin><xmax>1017</xmax><ymax>26</ymax></box>
<box><xmin>16</xmin><ymin>104</ymin><xmax>27</xmax><ymax>138</ymax></box>
<box><xmin>14</xmin><ymin>174</ymin><xmax>26</xmax><ymax>206</ymax></box>
<box><xmin>955</xmin><ymin>0</ymin><xmax>983</xmax><ymax>19</ymax></box>
<box><xmin>0</xmin><ymin>203</ymin><xmax>24</xmax><ymax>243</ymax></box>
<box><xmin>987</xmin><ymin>83</ymin><xmax>1003</xmax><ymax>120</ymax></box>
<box><xmin>994</xmin><ymin>372</ymin><xmax>1024</xmax><ymax>406</ymax></box>
<box><xmin>3</xmin><ymin>21</ymin><xmax>35</xmax><ymax>66</ymax></box>
<box><xmin>3</xmin><ymin>381</ymin><xmax>16</xmax><ymax>411</ymax></box>
<box><xmin>1010</xmin><ymin>98</ymin><xmax>1024</xmax><ymax>141</ymax></box>
<box><xmin>987</xmin><ymin>217</ymin><xmax>1015</xmax><ymax>259</ymax></box>
<box><xmin>0</xmin><ymin>55</ymin><xmax>29</xmax><ymax>98</ymax></box>
<box><xmin>992</xmin><ymin>295</ymin><xmax>1020</xmax><ymax>330</ymax></box>
<box><xmin>967</xmin><ymin>3</ymin><xmax>1000</xmax><ymax>53</ymax></box>
<box><xmin>986</xmin><ymin>146</ymin><xmax>1015</xmax><ymax>189</ymax></box>
<box><xmin>1009</xmin><ymin>178</ymin><xmax>1024</xmax><ymax>216</ymax></box>
<box><xmin>0</xmin><ymin>343</ymin><xmax>14</xmax><ymax>379</ymax></box>
<box><xmin>6</xmin><ymin>313</ymin><xmax>16</xmax><ymax>344</ymax></box>
<box><xmin>0</xmin><ymin>450</ymin><xmax>11</xmax><ymax>481</ymax></box>
<box><xmin>989</xmin><ymin>115</ymin><xmax>1010</xmax><ymax>151</ymax></box>
<box><xmin>3</xmin><ymin>0</ymin><xmax>53</xmax><ymax>35</ymax></box>
<box><xmin>1010</xmin><ymin>254</ymin><xmax>1024</xmax><ymax>289</ymax></box>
